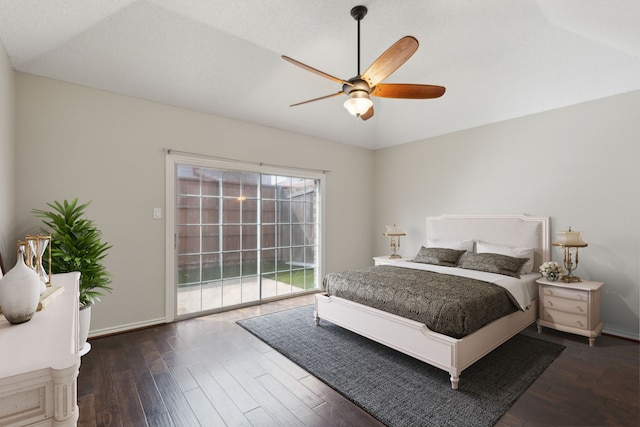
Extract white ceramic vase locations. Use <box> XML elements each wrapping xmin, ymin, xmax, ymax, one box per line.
<box><xmin>0</xmin><ymin>252</ymin><xmax>42</xmax><ymax>324</ymax></box>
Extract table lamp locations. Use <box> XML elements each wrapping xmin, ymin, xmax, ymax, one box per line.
<box><xmin>384</xmin><ymin>224</ymin><xmax>406</xmax><ymax>258</ymax></box>
<box><xmin>552</xmin><ymin>227</ymin><xmax>587</xmax><ymax>282</ymax></box>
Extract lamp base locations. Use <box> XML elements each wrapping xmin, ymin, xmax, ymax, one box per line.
<box><xmin>562</xmin><ymin>275</ymin><xmax>581</xmax><ymax>283</ymax></box>
<box><xmin>388</xmin><ymin>254</ymin><xmax>402</xmax><ymax>259</ymax></box>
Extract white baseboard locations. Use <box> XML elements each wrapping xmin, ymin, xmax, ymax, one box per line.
<box><xmin>87</xmin><ymin>318</ymin><xmax>638</xmax><ymax>342</ymax></box>
<box><xmin>602</xmin><ymin>326</ymin><xmax>639</xmax><ymax>342</ymax></box>
<box><xmin>88</xmin><ymin>317</ymin><xmax>167</xmax><ymax>338</ymax></box>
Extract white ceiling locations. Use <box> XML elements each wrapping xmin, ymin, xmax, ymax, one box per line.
<box><xmin>1</xmin><ymin>0</ymin><xmax>639</xmax><ymax>149</ymax></box>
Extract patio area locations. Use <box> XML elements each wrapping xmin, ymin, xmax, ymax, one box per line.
<box><xmin>177</xmin><ymin>276</ymin><xmax>312</xmax><ymax>316</ymax></box>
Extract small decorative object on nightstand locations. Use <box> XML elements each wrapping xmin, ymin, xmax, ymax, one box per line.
<box><xmin>539</xmin><ymin>261</ymin><xmax>564</xmax><ymax>282</ymax></box>
<box><xmin>383</xmin><ymin>224</ymin><xmax>406</xmax><ymax>258</ymax></box>
<box><xmin>536</xmin><ymin>278</ymin><xmax>604</xmax><ymax>346</ymax></box>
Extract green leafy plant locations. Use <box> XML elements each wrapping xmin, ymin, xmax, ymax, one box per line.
<box><xmin>33</xmin><ymin>198</ymin><xmax>112</xmax><ymax>307</ymax></box>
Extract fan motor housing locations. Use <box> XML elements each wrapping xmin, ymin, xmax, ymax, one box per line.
<box><xmin>343</xmin><ymin>78</ymin><xmax>371</xmax><ymax>96</ymax></box>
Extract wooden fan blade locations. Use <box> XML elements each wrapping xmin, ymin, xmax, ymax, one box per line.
<box><xmin>371</xmin><ymin>83</ymin><xmax>446</xmax><ymax>99</ymax></box>
<box><xmin>282</xmin><ymin>56</ymin><xmax>352</xmax><ymax>86</ymax></box>
<box><xmin>360</xmin><ymin>105</ymin><xmax>374</xmax><ymax>121</ymax></box>
<box><xmin>290</xmin><ymin>91</ymin><xmax>344</xmax><ymax>107</ymax></box>
<box><xmin>361</xmin><ymin>36</ymin><xmax>419</xmax><ymax>87</ymax></box>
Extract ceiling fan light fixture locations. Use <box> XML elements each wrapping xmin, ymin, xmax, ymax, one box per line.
<box><xmin>282</xmin><ymin>5</ymin><xmax>444</xmax><ymax>120</ymax></box>
<box><xmin>344</xmin><ymin>90</ymin><xmax>373</xmax><ymax>117</ymax></box>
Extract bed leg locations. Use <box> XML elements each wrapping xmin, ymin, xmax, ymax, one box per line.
<box><xmin>450</xmin><ymin>375</ymin><xmax>460</xmax><ymax>390</ymax></box>
<box><xmin>313</xmin><ymin>309</ymin><xmax>320</xmax><ymax>326</ymax></box>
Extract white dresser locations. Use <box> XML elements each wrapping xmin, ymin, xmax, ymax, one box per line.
<box><xmin>0</xmin><ymin>272</ymin><xmax>80</xmax><ymax>426</ymax></box>
<box><xmin>536</xmin><ymin>278</ymin><xmax>604</xmax><ymax>346</ymax></box>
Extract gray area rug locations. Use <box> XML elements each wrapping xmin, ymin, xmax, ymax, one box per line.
<box><xmin>237</xmin><ymin>305</ymin><xmax>564</xmax><ymax>427</ymax></box>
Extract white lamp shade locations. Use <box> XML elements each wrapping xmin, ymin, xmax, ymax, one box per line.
<box><xmin>553</xmin><ymin>228</ymin><xmax>587</xmax><ymax>247</ymax></box>
<box><xmin>384</xmin><ymin>225</ymin><xmax>405</xmax><ymax>236</ymax></box>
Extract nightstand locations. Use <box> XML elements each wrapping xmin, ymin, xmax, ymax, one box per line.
<box><xmin>373</xmin><ymin>256</ymin><xmax>411</xmax><ymax>266</ymax></box>
<box><xmin>536</xmin><ymin>278</ymin><xmax>604</xmax><ymax>346</ymax></box>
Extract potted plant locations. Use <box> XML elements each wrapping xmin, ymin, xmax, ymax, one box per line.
<box><xmin>33</xmin><ymin>198</ymin><xmax>112</xmax><ymax>353</ymax></box>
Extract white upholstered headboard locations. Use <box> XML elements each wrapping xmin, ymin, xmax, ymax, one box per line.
<box><xmin>426</xmin><ymin>214</ymin><xmax>550</xmax><ymax>270</ymax></box>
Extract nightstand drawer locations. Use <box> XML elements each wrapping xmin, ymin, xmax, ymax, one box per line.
<box><xmin>541</xmin><ymin>308</ymin><xmax>589</xmax><ymax>330</ymax></box>
<box><xmin>542</xmin><ymin>285</ymin><xmax>588</xmax><ymax>302</ymax></box>
<box><xmin>542</xmin><ymin>296</ymin><xmax>588</xmax><ymax>314</ymax></box>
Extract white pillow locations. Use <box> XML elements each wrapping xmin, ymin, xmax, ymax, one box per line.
<box><xmin>476</xmin><ymin>241</ymin><xmax>534</xmax><ymax>274</ymax></box>
<box><xmin>427</xmin><ymin>239</ymin><xmax>474</xmax><ymax>253</ymax></box>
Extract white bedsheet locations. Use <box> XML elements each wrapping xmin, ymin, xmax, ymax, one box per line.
<box><xmin>386</xmin><ymin>260</ymin><xmax>540</xmax><ymax>311</ymax></box>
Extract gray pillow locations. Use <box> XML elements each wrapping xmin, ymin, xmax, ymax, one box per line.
<box><xmin>458</xmin><ymin>252</ymin><xmax>528</xmax><ymax>278</ymax></box>
<box><xmin>412</xmin><ymin>246</ymin><xmax>466</xmax><ymax>267</ymax></box>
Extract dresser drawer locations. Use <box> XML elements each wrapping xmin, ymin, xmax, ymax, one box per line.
<box><xmin>542</xmin><ymin>296</ymin><xmax>588</xmax><ymax>314</ymax></box>
<box><xmin>541</xmin><ymin>308</ymin><xmax>589</xmax><ymax>330</ymax></box>
<box><xmin>541</xmin><ymin>285</ymin><xmax>588</xmax><ymax>302</ymax></box>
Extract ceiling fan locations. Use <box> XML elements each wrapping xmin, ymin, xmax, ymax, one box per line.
<box><xmin>282</xmin><ymin>5</ymin><xmax>445</xmax><ymax>121</ymax></box>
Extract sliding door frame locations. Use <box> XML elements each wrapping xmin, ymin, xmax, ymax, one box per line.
<box><xmin>165</xmin><ymin>152</ymin><xmax>325</xmax><ymax>322</ymax></box>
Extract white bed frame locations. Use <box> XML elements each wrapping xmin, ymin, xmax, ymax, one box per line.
<box><xmin>314</xmin><ymin>214</ymin><xmax>550</xmax><ymax>389</ymax></box>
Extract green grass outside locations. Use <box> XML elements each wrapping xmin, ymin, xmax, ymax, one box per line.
<box><xmin>178</xmin><ymin>261</ymin><xmax>316</xmax><ymax>290</ymax></box>
<box><xmin>262</xmin><ymin>268</ymin><xmax>316</xmax><ymax>289</ymax></box>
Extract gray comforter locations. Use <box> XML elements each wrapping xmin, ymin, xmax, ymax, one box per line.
<box><xmin>322</xmin><ymin>265</ymin><xmax>518</xmax><ymax>338</ymax></box>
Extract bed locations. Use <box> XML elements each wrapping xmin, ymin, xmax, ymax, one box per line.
<box><xmin>314</xmin><ymin>214</ymin><xmax>550</xmax><ymax>389</ymax></box>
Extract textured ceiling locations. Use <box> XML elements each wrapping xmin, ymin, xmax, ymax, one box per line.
<box><xmin>1</xmin><ymin>0</ymin><xmax>639</xmax><ymax>149</ymax></box>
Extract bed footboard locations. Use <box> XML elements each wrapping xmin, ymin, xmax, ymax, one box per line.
<box><xmin>314</xmin><ymin>293</ymin><xmax>538</xmax><ymax>389</ymax></box>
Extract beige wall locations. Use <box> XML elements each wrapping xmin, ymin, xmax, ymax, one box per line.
<box><xmin>15</xmin><ymin>73</ymin><xmax>375</xmax><ymax>334</ymax></box>
<box><xmin>0</xmin><ymin>41</ymin><xmax>15</xmax><ymax>271</ymax></box>
<box><xmin>373</xmin><ymin>91</ymin><xmax>640</xmax><ymax>339</ymax></box>
<box><xmin>11</xmin><ymin>71</ymin><xmax>640</xmax><ymax>339</ymax></box>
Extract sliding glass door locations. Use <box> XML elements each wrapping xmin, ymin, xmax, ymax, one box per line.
<box><xmin>168</xmin><ymin>156</ymin><xmax>322</xmax><ymax>319</ymax></box>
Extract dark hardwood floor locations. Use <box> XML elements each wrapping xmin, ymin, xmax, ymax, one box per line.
<box><xmin>78</xmin><ymin>294</ymin><xmax>639</xmax><ymax>426</ymax></box>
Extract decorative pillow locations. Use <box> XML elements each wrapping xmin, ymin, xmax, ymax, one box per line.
<box><xmin>458</xmin><ymin>252</ymin><xmax>529</xmax><ymax>278</ymax></box>
<box><xmin>426</xmin><ymin>239</ymin><xmax>474</xmax><ymax>252</ymax></box>
<box><xmin>412</xmin><ymin>246</ymin><xmax>466</xmax><ymax>267</ymax></box>
<box><xmin>476</xmin><ymin>242</ymin><xmax>535</xmax><ymax>274</ymax></box>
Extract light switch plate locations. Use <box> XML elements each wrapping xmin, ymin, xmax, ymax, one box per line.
<box><xmin>153</xmin><ymin>208</ymin><xmax>162</xmax><ymax>219</ymax></box>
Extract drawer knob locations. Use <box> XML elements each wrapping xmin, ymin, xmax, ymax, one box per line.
<box><xmin>577</xmin><ymin>320</ymin><xmax>584</xmax><ymax>327</ymax></box>
<box><xmin>577</xmin><ymin>306</ymin><xmax>584</xmax><ymax>312</ymax></box>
